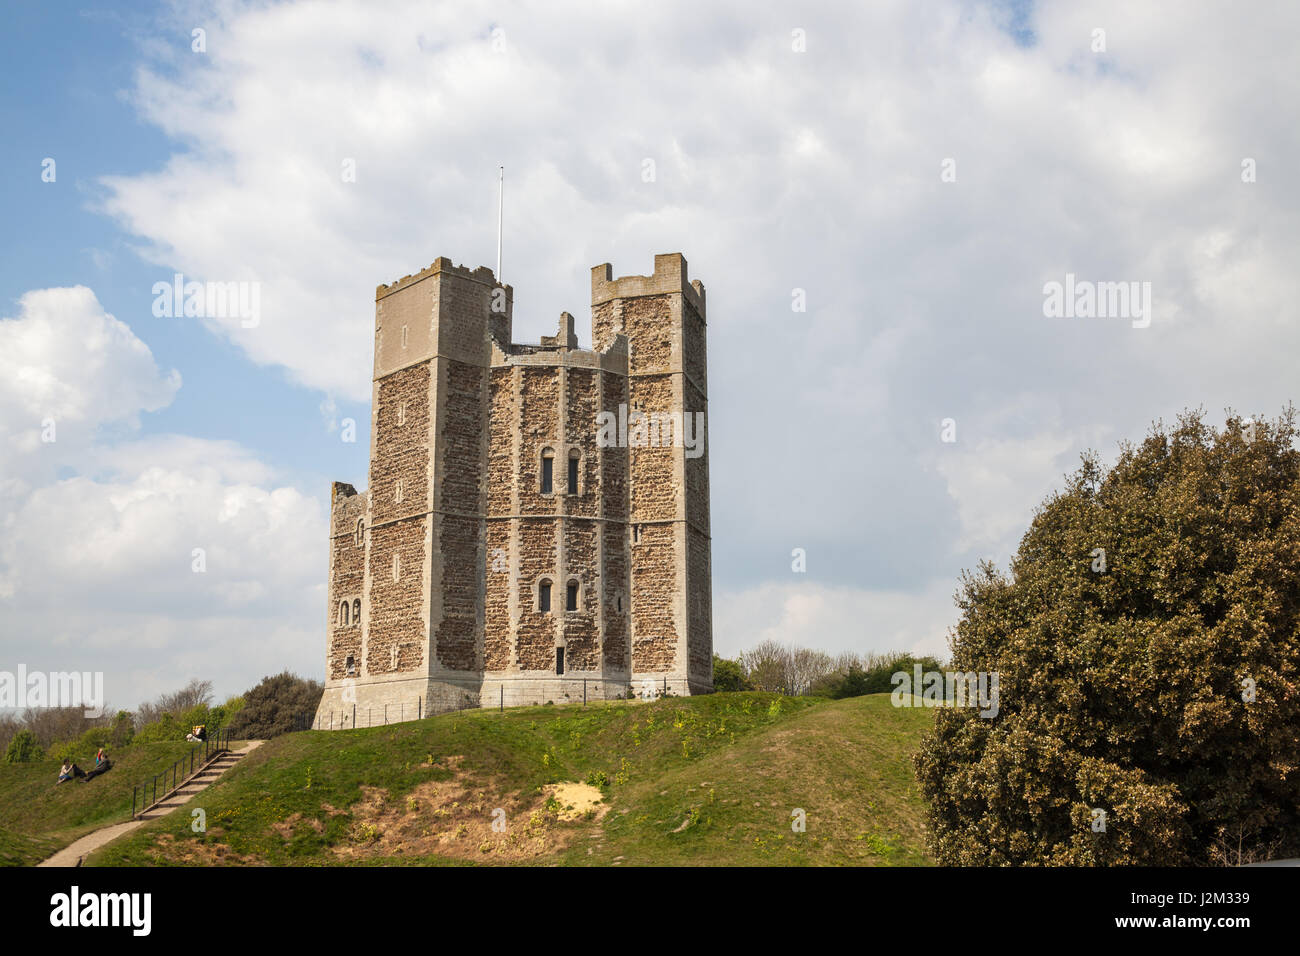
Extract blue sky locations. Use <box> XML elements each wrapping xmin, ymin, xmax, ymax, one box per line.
<box><xmin>1</xmin><ymin>0</ymin><xmax>1296</xmax><ymax>710</ymax></box>
<box><xmin>1</xmin><ymin>5</ymin><xmax>370</xmax><ymax>491</ymax></box>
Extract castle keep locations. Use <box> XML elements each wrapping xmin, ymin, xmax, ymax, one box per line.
<box><xmin>315</xmin><ymin>253</ymin><xmax>712</xmax><ymax>726</ymax></box>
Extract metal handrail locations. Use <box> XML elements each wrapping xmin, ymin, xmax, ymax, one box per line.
<box><xmin>130</xmin><ymin>729</ymin><xmax>232</xmax><ymax>819</ymax></box>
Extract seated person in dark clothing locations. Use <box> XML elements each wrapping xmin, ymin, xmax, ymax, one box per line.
<box><xmin>83</xmin><ymin>748</ymin><xmax>112</xmax><ymax>781</ymax></box>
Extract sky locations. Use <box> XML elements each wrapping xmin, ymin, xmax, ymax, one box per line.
<box><xmin>1</xmin><ymin>0</ymin><xmax>1297</xmax><ymax>711</ymax></box>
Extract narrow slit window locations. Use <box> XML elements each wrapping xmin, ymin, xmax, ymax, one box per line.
<box><xmin>566</xmin><ymin>581</ymin><xmax>578</xmax><ymax>611</ymax></box>
<box><xmin>633</xmin><ymin>524</ymin><xmax>642</xmax><ymax>544</ymax></box>
<box><xmin>346</xmin><ymin>655</ymin><xmax>356</xmax><ymax>677</ymax></box>
<box><xmin>538</xmin><ymin>580</ymin><xmax>552</xmax><ymax>613</ymax></box>
<box><xmin>541</xmin><ymin>450</ymin><xmax>554</xmax><ymax>494</ymax></box>
<box><xmin>397</xmin><ymin>402</ymin><xmax>406</xmax><ymax>426</ymax></box>
<box><xmin>401</xmin><ymin>325</ymin><xmax>409</xmax><ymax>348</ymax></box>
<box><xmin>556</xmin><ymin>647</ymin><xmax>565</xmax><ymax>675</ymax></box>
<box><xmin>352</xmin><ymin>598</ymin><xmax>360</xmax><ymax>623</ymax></box>
<box><xmin>568</xmin><ymin>453</ymin><xmax>579</xmax><ymax>495</ymax></box>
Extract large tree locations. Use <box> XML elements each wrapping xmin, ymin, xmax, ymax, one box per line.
<box><xmin>915</xmin><ymin>411</ymin><xmax>1300</xmax><ymax>865</ymax></box>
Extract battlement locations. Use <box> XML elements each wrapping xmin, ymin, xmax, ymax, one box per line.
<box><xmin>376</xmin><ymin>257</ymin><xmax>509</xmax><ymax>300</ymax></box>
<box><xmin>591</xmin><ymin>253</ymin><xmax>706</xmax><ymax>316</ymax></box>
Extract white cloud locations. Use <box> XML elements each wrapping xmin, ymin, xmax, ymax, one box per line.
<box><xmin>0</xmin><ymin>285</ymin><xmax>324</xmax><ymax>706</ymax></box>
<box><xmin>0</xmin><ymin>286</ymin><xmax>179</xmax><ymax>468</ymax></box>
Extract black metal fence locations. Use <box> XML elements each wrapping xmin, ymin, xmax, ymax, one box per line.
<box><xmin>130</xmin><ymin>729</ymin><xmax>231</xmax><ymax>820</ymax></box>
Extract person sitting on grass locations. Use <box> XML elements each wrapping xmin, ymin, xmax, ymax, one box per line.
<box><xmin>57</xmin><ymin>759</ymin><xmax>86</xmax><ymax>783</ymax></box>
<box><xmin>186</xmin><ymin>724</ymin><xmax>207</xmax><ymax>742</ymax></box>
<box><xmin>83</xmin><ymin>748</ymin><xmax>112</xmax><ymax>782</ymax></box>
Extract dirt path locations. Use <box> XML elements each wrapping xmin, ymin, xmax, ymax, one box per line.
<box><xmin>37</xmin><ymin>741</ymin><xmax>263</xmax><ymax>867</ymax></box>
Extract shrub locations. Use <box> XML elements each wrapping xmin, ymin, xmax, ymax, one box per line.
<box><xmin>4</xmin><ymin>730</ymin><xmax>43</xmax><ymax>764</ymax></box>
<box><xmin>227</xmin><ymin>672</ymin><xmax>323</xmax><ymax>739</ymax></box>
<box><xmin>711</xmin><ymin>655</ymin><xmax>752</xmax><ymax>692</ymax></box>
<box><xmin>109</xmin><ymin>711</ymin><xmax>134</xmax><ymax>749</ymax></box>
<box><xmin>915</xmin><ymin>411</ymin><xmax>1300</xmax><ymax>865</ymax></box>
<box><xmin>824</xmin><ymin>654</ymin><xmax>945</xmax><ymax>699</ymax></box>
<box><xmin>134</xmin><ymin>712</ymin><xmax>185</xmax><ymax>744</ymax></box>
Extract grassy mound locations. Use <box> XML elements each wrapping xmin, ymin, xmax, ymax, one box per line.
<box><xmin>0</xmin><ymin>740</ymin><xmax>210</xmax><ymax>865</ymax></box>
<box><xmin>81</xmin><ymin>692</ymin><xmax>932</xmax><ymax>867</ymax></box>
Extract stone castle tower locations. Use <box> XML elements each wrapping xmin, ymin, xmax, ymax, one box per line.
<box><xmin>314</xmin><ymin>253</ymin><xmax>712</xmax><ymax>726</ymax></box>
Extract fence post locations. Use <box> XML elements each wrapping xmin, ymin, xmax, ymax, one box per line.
<box><xmin>584</xmin><ymin>679</ymin><xmax>587</xmax><ymax>706</ymax></box>
<box><xmin>352</xmin><ymin>704</ymin><xmax>356</xmax><ymax>728</ymax></box>
<box><xmin>132</xmin><ymin>786</ymin><xmax>136</xmax><ymax>819</ymax></box>
<box><xmin>418</xmin><ymin>698</ymin><xmax>422</xmax><ymax>720</ymax></box>
<box><xmin>385</xmin><ymin>703</ymin><xmax>388</xmax><ymax>724</ymax></box>
<box><xmin>500</xmin><ymin>685</ymin><xmax>503</xmax><ymax>711</ymax></box>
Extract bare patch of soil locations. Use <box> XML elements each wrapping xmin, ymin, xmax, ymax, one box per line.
<box><xmin>332</xmin><ymin>776</ymin><xmax>605</xmax><ymax>863</ymax></box>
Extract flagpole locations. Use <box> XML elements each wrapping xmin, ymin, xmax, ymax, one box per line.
<box><xmin>496</xmin><ymin>166</ymin><xmax>504</xmax><ymax>281</ymax></box>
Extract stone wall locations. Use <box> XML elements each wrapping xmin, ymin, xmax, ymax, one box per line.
<box><xmin>515</xmin><ymin>518</ymin><xmax>557</xmax><ymax>671</ymax></box>
<box><xmin>631</xmin><ymin>522</ymin><xmax>678</xmax><ymax>672</ymax></box>
<box><xmin>366</xmin><ymin>515</ymin><xmax>427</xmax><ymax>675</ymax></box>
<box><xmin>370</xmin><ymin>361</ymin><xmax>430</xmax><ymax>525</ymax></box>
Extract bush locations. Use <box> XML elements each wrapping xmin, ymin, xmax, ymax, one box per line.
<box><xmin>712</xmin><ymin>655</ymin><xmax>752</xmax><ymax>692</ymax></box>
<box><xmin>134</xmin><ymin>713</ymin><xmax>185</xmax><ymax>744</ymax></box>
<box><xmin>228</xmin><ymin>672</ymin><xmax>323</xmax><ymax>739</ymax></box>
<box><xmin>4</xmin><ymin>730</ymin><xmax>43</xmax><ymax>764</ymax></box>
<box><xmin>823</xmin><ymin>654</ymin><xmax>945</xmax><ymax>699</ymax></box>
<box><xmin>109</xmin><ymin>711</ymin><xmax>134</xmax><ymax>749</ymax></box>
<box><xmin>915</xmin><ymin>411</ymin><xmax>1300</xmax><ymax>865</ymax></box>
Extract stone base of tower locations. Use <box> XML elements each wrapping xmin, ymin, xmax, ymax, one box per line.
<box><xmin>312</xmin><ymin>671</ymin><xmax>711</xmax><ymax>729</ymax></box>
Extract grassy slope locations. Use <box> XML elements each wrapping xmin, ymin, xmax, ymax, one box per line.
<box><xmin>83</xmin><ymin>692</ymin><xmax>933</xmax><ymax>867</ymax></box>
<box><xmin>0</xmin><ymin>741</ymin><xmax>202</xmax><ymax>865</ymax></box>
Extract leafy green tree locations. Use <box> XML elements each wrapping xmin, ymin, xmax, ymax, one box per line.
<box><xmin>109</xmin><ymin>710</ymin><xmax>134</xmax><ymax>749</ymax></box>
<box><xmin>3</xmin><ymin>730</ymin><xmax>43</xmax><ymax>764</ymax></box>
<box><xmin>228</xmin><ymin>672</ymin><xmax>323</xmax><ymax>739</ymax></box>
<box><xmin>712</xmin><ymin>655</ymin><xmax>752</xmax><ymax>692</ymax></box>
<box><xmin>915</xmin><ymin>411</ymin><xmax>1300</xmax><ymax>865</ymax></box>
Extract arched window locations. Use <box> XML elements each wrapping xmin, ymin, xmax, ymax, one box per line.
<box><xmin>340</xmin><ymin>601</ymin><xmax>350</xmax><ymax>626</ymax></box>
<box><xmin>540</xmin><ymin>448</ymin><xmax>554</xmax><ymax>494</ymax></box>
<box><xmin>538</xmin><ymin>578</ymin><xmax>552</xmax><ymax>613</ymax></box>
<box><xmin>345</xmin><ymin>655</ymin><xmax>356</xmax><ymax>677</ymax></box>
<box><xmin>395</xmin><ymin>479</ymin><xmax>404</xmax><ymax>504</ymax></box>
<box><xmin>352</xmin><ymin>598</ymin><xmax>361</xmax><ymax>624</ymax></box>
<box><xmin>567</xmin><ymin>450</ymin><xmax>580</xmax><ymax>495</ymax></box>
<box><xmin>566</xmin><ymin>579</ymin><xmax>579</xmax><ymax>612</ymax></box>
<box><xmin>355</xmin><ymin>519</ymin><xmax>364</xmax><ymax>547</ymax></box>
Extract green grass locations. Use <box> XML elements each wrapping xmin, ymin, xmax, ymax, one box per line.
<box><xmin>0</xmin><ymin>740</ymin><xmax>203</xmax><ymax>865</ymax></box>
<box><xmin>76</xmin><ymin>692</ymin><xmax>933</xmax><ymax>867</ymax></box>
